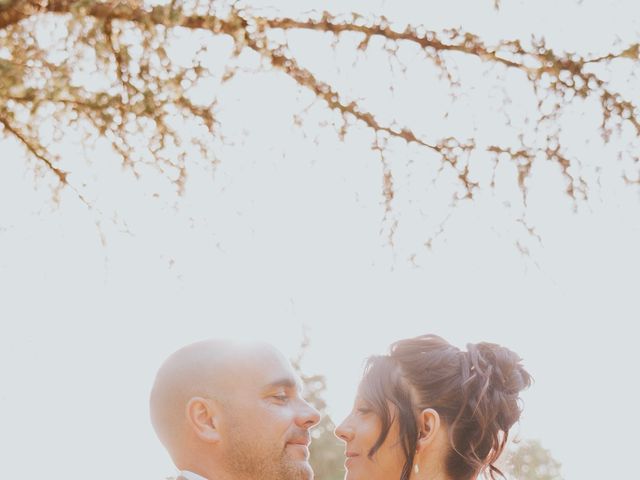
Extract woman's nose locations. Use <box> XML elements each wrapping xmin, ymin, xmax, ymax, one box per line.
<box><xmin>334</xmin><ymin>417</ymin><xmax>354</xmax><ymax>442</ymax></box>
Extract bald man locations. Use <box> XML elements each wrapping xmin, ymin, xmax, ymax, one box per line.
<box><xmin>150</xmin><ymin>340</ymin><xmax>321</xmax><ymax>480</ymax></box>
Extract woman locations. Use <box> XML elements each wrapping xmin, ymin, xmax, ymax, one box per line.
<box><xmin>335</xmin><ymin>334</ymin><xmax>532</xmax><ymax>480</ymax></box>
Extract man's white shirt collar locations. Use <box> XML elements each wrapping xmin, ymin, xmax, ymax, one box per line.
<box><xmin>180</xmin><ymin>471</ymin><xmax>208</xmax><ymax>480</ymax></box>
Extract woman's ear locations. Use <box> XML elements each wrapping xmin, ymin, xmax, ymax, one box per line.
<box><xmin>416</xmin><ymin>408</ymin><xmax>441</xmax><ymax>452</ymax></box>
<box><xmin>186</xmin><ymin>396</ymin><xmax>221</xmax><ymax>443</ymax></box>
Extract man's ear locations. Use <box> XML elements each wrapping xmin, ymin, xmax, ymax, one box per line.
<box><xmin>416</xmin><ymin>408</ymin><xmax>441</xmax><ymax>452</ymax></box>
<box><xmin>186</xmin><ymin>397</ymin><xmax>221</xmax><ymax>443</ymax></box>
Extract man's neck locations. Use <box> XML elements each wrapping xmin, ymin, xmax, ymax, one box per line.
<box><xmin>179</xmin><ymin>467</ymin><xmax>243</xmax><ymax>480</ymax></box>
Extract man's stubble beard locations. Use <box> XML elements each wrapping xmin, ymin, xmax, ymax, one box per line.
<box><xmin>224</xmin><ymin>429</ymin><xmax>312</xmax><ymax>480</ymax></box>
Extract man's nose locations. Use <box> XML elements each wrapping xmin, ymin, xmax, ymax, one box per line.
<box><xmin>297</xmin><ymin>400</ymin><xmax>321</xmax><ymax>429</ymax></box>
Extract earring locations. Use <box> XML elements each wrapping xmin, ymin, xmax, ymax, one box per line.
<box><xmin>414</xmin><ymin>463</ymin><xmax>420</xmax><ymax>474</ymax></box>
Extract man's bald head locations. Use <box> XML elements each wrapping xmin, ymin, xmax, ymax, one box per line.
<box><xmin>150</xmin><ymin>338</ymin><xmax>320</xmax><ymax>480</ymax></box>
<box><xmin>149</xmin><ymin>339</ymin><xmax>274</xmax><ymax>459</ymax></box>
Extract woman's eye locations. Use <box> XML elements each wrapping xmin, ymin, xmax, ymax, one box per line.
<box><xmin>273</xmin><ymin>393</ymin><xmax>289</xmax><ymax>402</ymax></box>
<box><xmin>357</xmin><ymin>407</ymin><xmax>371</xmax><ymax>415</ymax></box>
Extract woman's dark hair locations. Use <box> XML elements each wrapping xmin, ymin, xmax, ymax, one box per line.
<box><xmin>359</xmin><ymin>334</ymin><xmax>532</xmax><ymax>480</ymax></box>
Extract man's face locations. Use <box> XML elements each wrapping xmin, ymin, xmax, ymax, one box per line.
<box><xmin>218</xmin><ymin>347</ymin><xmax>321</xmax><ymax>480</ymax></box>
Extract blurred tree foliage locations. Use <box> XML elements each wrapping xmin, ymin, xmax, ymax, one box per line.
<box><xmin>291</xmin><ymin>335</ymin><xmax>345</xmax><ymax>480</ymax></box>
<box><xmin>503</xmin><ymin>439</ymin><xmax>563</xmax><ymax>480</ymax></box>
<box><xmin>1</xmin><ymin>0</ymin><xmax>638</xmax><ymax>237</ymax></box>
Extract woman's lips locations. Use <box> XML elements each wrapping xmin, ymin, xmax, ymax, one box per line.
<box><xmin>344</xmin><ymin>452</ymin><xmax>359</xmax><ymax>468</ymax></box>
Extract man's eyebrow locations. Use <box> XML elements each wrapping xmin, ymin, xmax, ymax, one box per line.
<box><xmin>262</xmin><ymin>377</ymin><xmax>303</xmax><ymax>392</ymax></box>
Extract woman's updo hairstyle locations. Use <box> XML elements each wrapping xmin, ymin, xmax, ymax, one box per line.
<box><xmin>359</xmin><ymin>334</ymin><xmax>532</xmax><ymax>480</ymax></box>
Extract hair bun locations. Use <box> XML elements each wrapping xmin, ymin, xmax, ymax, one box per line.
<box><xmin>466</xmin><ymin>342</ymin><xmax>532</xmax><ymax>396</ymax></box>
<box><xmin>377</xmin><ymin>334</ymin><xmax>531</xmax><ymax>480</ymax></box>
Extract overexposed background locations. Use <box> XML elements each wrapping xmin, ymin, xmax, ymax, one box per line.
<box><xmin>1</xmin><ymin>0</ymin><xmax>639</xmax><ymax>479</ymax></box>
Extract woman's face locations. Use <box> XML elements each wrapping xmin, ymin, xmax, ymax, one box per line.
<box><xmin>335</xmin><ymin>391</ymin><xmax>406</xmax><ymax>480</ymax></box>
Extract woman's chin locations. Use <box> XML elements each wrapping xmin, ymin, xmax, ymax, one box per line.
<box><xmin>344</xmin><ymin>467</ymin><xmax>364</xmax><ymax>480</ymax></box>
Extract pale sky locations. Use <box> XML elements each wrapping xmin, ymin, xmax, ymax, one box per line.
<box><xmin>1</xmin><ymin>1</ymin><xmax>639</xmax><ymax>479</ymax></box>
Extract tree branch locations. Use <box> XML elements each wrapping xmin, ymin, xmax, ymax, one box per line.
<box><xmin>265</xmin><ymin>14</ymin><xmax>523</xmax><ymax>69</ymax></box>
<box><xmin>0</xmin><ymin>114</ymin><xmax>67</xmax><ymax>184</ymax></box>
<box><xmin>0</xmin><ymin>0</ymin><xmax>242</xmax><ymax>32</ymax></box>
<box><xmin>254</xmin><ymin>41</ymin><xmax>440</xmax><ymax>151</ymax></box>
<box><xmin>1</xmin><ymin>2</ymin><xmax>637</xmax><ymax>204</ymax></box>
<box><xmin>265</xmin><ymin>13</ymin><xmax>639</xmax><ymax>75</ymax></box>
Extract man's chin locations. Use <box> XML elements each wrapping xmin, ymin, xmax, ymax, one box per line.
<box><xmin>295</xmin><ymin>462</ymin><xmax>314</xmax><ymax>480</ymax></box>
<box><xmin>283</xmin><ymin>458</ymin><xmax>314</xmax><ymax>480</ymax></box>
